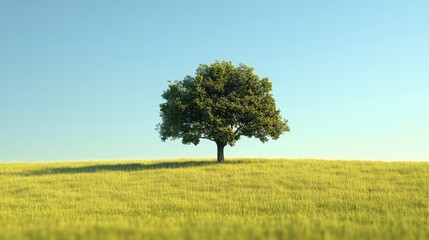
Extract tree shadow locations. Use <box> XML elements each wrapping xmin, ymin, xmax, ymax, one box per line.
<box><xmin>25</xmin><ymin>160</ymin><xmax>240</xmax><ymax>176</ymax></box>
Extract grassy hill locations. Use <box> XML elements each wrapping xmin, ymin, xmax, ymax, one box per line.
<box><xmin>0</xmin><ymin>159</ymin><xmax>428</xmax><ymax>240</ymax></box>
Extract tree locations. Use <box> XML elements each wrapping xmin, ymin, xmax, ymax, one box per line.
<box><xmin>157</xmin><ymin>61</ymin><xmax>290</xmax><ymax>163</ymax></box>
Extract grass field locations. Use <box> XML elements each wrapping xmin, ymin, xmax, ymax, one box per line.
<box><xmin>0</xmin><ymin>159</ymin><xmax>428</xmax><ymax>240</ymax></box>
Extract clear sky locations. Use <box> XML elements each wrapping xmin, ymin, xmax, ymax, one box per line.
<box><xmin>1</xmin><ymin>1</ymin><xmax>428</xmax><ymax>162</ymax></box>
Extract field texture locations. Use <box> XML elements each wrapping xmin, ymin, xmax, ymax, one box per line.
<box><xmin>0</xmin><ymin>159</ymin><xmax>428</xmax><ymax>240</ymax></box>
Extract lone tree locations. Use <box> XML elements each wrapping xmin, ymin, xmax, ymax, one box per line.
<box><xmin>157</xmin><ymin>61</ymin><xmax>289</xmax><ymax>163</ymax></box>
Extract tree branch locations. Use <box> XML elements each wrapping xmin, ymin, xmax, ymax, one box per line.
<box><xmin>201</xmin><ymin>136</ymin><xmax>214</xmax><ymax>142</ymax></box>
<box><xmin>234</xmin><ymin>125</ymin><xmax>243</xmax><ymax>135</ymax></box>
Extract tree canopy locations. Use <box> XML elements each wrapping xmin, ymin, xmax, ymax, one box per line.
<box><xmin>157</xmin><ymin>61</ymin><xmax>289</xmax><ymax>162</ymax></box>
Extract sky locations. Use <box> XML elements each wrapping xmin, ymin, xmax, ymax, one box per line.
<box><xmin>1</xmin><ymin>1</ymin><xmax>428</xmax><ymax>162</ymax></box>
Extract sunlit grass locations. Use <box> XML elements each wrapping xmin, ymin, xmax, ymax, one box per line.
<box><xmin>0</xmin><ymin>159</ymin><xmax>428</xmax><ymax>240</ymax></box>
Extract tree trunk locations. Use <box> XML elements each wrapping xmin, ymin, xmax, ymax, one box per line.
<box><xmin>216</xmin><ymin>142</ymin><xmax>225</xmax><ymax>163</ymax></box>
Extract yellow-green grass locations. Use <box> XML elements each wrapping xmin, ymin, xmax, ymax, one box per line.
<box><xmin>0</xmin><ymin>159</ymin><xmax>428</xmax><ymax>240</ymax></box>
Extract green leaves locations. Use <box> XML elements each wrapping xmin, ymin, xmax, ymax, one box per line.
<box><xmin>158</xmin><ymin>61</ymin><xmax>290</xmax><ymax>147</ymax></box>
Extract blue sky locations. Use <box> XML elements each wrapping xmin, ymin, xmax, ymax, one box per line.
<box><xmin>1</xmin><ymin>1</ymin><xmax>428</xmax><ymax>161</ymax></box>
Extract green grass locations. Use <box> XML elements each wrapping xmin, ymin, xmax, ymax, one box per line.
<box><xmin>0</xmin><ymin>159</ymin><xmax>428</xmax><ymax>240</ymax></box>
